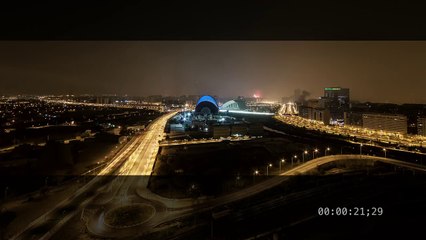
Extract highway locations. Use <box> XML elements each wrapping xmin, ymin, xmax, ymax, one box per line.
<box><xmin>264</xmin><ymin>126</ymin><xmax>426</xmax><ymax>158</ymax></box>
<box><xmin>11</xmin><ymin>111</ymin><xmax>176</xmax><ymax>240</ymax></box>
<box><xmin>159</xmin><ymin>135</ymin><xmax>261</xmax><ymax>147</ymax></box>
<box><xmin>275</xmin><ymin>115</ymin><xmax>426</xmax><ymax>149</ymax></box>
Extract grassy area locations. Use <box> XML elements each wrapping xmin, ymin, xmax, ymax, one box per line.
<box><xmin>150</xmin><ymin>138</ymin><xmax>311</xmax><ymax>198</ymax></box>
<box><xmin>104</xmin><ymin>204</ymin><xmax>155</xmax><ymax>227</ymax></box>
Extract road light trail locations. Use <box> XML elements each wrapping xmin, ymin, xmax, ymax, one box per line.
<box><xmin>11</xmin><ymin>111</ymin><xmax>176</xmax><ymax>240</ymax></box>
<box><xmin>275</xmin><ymin>115</ymin><xmax>426</xmax><ymax>150</ymax></box>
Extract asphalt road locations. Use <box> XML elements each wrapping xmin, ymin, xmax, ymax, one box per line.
<box><xmin>11</xmin><ymin>111</ymin><xmax>176</xmax><ymax>240</ymax></box>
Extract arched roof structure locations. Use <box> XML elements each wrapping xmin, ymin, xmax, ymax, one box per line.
<box><xmin>195</xmin><ymin>95</ymin><xmax>219</xmax><ymax>114</ymax></box>
<box><xmin>220</xmin><ymin>100</ymin><xmax>240</xmax><ymax>110</ymax></box>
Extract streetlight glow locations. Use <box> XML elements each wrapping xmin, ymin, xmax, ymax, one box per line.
<box><xmin>266</xmin><ymin>164</ymin><xmax>272</xmax><ymax>176</ymax></box>
<box><xmin>279</xmin><ymin>159</ymin><xmax>285</xmax><ymax>173</ymax></box>
<box><xmin>303</xmin><ymin>150</ymin><xmax>308</xmax><ymax>163</ymax></box>
<box><xmin>325</xmin><ymin>147</ymin><xmax>330</xmax><ymax>156</ymax></box>
<box><xmin>253</xmin><ymin>170</ymin><xmax>259</xmax><ymax>184</ymax></box>
<box><xmin>313</xmin><ymin>149</ymin><xmax>318</xmax><ymax>158</ymax></box>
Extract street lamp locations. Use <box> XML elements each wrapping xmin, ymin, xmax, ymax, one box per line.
<box><xmin>303</xmin><ymin>150</ymin><xmax>308</xmax><ymax>163</ymax></box>
<box><xmin>253</xmin><ymin>170</ymin><xmax>259</xmax><ymax>184</ymax></box>
<box><xmin>360</xmin><ymin>143</ymin><xmax>363</xmax><ymax>155</ymax></box>
<box><xmin>291</xmin><ymin>155</ymin><xmax>297</xmax><ymax>167</ymax></box>
<box><xmin>279</xmin><ymin>159</ymin><xmax>285</xmax><ymax>173</ymax></box>
<box><xmin>325</xmin><ymin>147</ymin><xmax>330</xmax><ymax>156</ymax></box>
<box><xmin>383</xmin><ymin>148</ymin><xmax>387</xmax><ymax>158</ymax></box>
<box><xmin>266</xmin><ymin>163</ymin><xmax>272</xmax><ymax>176</ymax></box>
<box><xmin>313</xmin><ymin>149</ymin><xmax>318</xmax><ymax>158</ymax></box>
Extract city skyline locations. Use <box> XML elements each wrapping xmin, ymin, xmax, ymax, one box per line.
<box><xmin>2</xmin><ymin>2</ymin><xmax>426</xmax><ymax>239</ymax></box>
<box><xmin>0</xmin><ymin>41</ymin><xmax>425</xmax><ymax>104</ymax></box>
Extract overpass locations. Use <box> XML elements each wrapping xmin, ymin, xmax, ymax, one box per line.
<box><xmin>83</xmin><ymin>154</ymin><xmax>426</xmax><ymax>238</ymax></box>
<box><xmin>124</xmin><ymin>154</ymin><xmax>426</xmax><ymax>237</ymax></box>
<box><xmin>282</xmin><ymin>154</ymin><xmax>426</xmax><ymax>175</ymax></box>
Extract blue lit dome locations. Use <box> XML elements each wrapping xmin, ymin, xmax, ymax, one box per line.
<box><xmin>195</xmin><ymin>95</ymin><xmax>219</xmax><ymax>115</ymax></box>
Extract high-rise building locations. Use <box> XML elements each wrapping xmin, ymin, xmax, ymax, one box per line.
<box><xmin>298</xmin><ymin>87</ymin><xmax>349</xmax><ymax>125</ymax></box>
<box><xmin>362</xmin><ymin>113</ymin><xmax>407</xmax><ymax>134</ymax></box>
<box><xmin>298</xmin><ymin>99</ymin><xmax>331</xmax><ymax>124</ymax></box>
<box><xmin>322</xmin><ymin>87</ymin><xmax>350</xmax><ymax>125</ymax></box>
<box><xmin>417</xmin><ymin>117</ymin><xmax>426</xmax><ymax>136</ymax></box>
<box><xmin>324</xmin><ymin>87</ymin><xmax>350</xmax><ymax>100</ymax></box>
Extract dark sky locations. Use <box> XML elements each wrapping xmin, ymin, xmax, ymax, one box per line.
<box><xmin>0</xmin><ymin>41</ymin><xmax>425</xmax><ymax>103</ymax></box>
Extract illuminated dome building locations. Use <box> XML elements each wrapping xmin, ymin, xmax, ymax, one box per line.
<box><xmin>195</xmin><ymin>95</ymin><xmax>219</xmax><ymax>115</ymax></box>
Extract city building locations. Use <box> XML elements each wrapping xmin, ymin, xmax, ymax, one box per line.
<box><xmin>362</xmin><ymin>113</ymin><xmax>407</xmax><ymax>134</ymax></box>
<box><xmin>321</xmin><ymin>87</ymin><xmax>350</xmax><ymax>125</ymax></box>
<box><xmin>298</xmin><ymin>99</ymin><xmax>331</xmax><ymax>124</ymax></box>
<box><xmin>418</xmin><ymin>117</ymin><xmax>426</xmax><ymax>136</ymax></box>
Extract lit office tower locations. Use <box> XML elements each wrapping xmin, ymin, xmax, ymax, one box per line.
<box><xmin>418</xmin><ymin>117</ymin><xmax>426</xmax><ymax>136</ymax></box>
<box><xmin>322</xmin><ymin>87</ymin><xmax>350</xmax><ymax>125</ymax></box>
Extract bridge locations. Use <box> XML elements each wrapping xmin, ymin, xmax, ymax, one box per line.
<box><xmin>282</xmin><ymin>154</ymin><xmax>426</xmax><ymax>175</ymax></box>
<box><xmin>78</xmin><ymin>154</ymin><xmax>426</xmax><ymax>238</ymax></box>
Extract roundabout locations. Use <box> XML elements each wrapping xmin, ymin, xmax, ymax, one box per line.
<box><xmin>104</xmin><ymin>203</ymin><xmax>156</xmax><ymax>228</ymax></box>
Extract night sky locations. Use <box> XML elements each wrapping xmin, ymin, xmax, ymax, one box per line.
<box><xmin>0</xmin><ymin>41</ymin><xmax>425</xmax><ymax>103</ymax></box>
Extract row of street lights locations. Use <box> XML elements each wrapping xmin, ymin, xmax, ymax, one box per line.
<box><xmin>255</xmin><ymin>145</ymin><xmax>390</xmax><ymax>178</ymax></box>
<box><xmin>255</xmin><ymin>147</ymin><xmax>333</xmax><ymax>177</ymax></box>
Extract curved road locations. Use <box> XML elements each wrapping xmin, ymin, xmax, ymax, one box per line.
<box><xmin>86</xmin><ymin>154</ymin><xmax>426</xmax><ymax>238</ymax></box>
<box><xmin>11</xmin><ymin>111</ymin><xmax>177</xmax><ymax>240</ymax></box>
